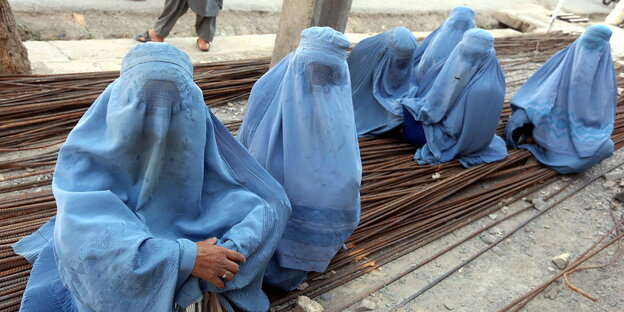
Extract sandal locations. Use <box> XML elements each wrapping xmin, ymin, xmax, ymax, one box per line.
<box><xmin>135</xmin><ymin>30</ymin><xmax>153</xmax><ymax>43</ymax></box>
<box><xmin>196</xmin><ymin>38</ymin><xmax>210</xmax><ymax>52</ymax></box>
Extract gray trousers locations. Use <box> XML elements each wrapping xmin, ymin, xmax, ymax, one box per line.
<box><xmin>154</xmin><ymin>0</ymin><xmax>217</xmax><ymax>42</ymax></box>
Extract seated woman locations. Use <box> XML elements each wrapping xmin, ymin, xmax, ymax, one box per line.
<box><xmin>413</xmin><ymin>6</ymin><xmax>476</xmax><ymax>91</ymax></box>
<box><xmin>402</xmin><ymin>29</ymin><xmax>507</xmax><ymax>167</ymax></box>
<box><xmin>347</xmin><ymin>26</ymin><xmax>418</xmax><ymax>136</ymax></box>
<box><xmin>237</xmin><ymin>27</ymin><xmax>362</xmax><ymax>290</ymax></box>
<box><xmin>13</xmin><ymin>43</ymin><xmax>291</xmax><ymax>312</ymax></box>
<box><xmin>505</xmin><ymin>25</ymin><xmax>617</xmax><ymax>174</ymax></box>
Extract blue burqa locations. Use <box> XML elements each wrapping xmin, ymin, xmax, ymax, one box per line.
<box><xmin>13</xmin><ymin>43</ymin><xmax>291</xmax><ymax>312</ymax></box>
<box><xmin>402</xmin><ymin>29</ymin><xmax>508</xmax><ymax>167</ymax></box>
<box><xmin>347</xmin><ymin>26</ymin><xmax>418</xmax><ymax>136</ymax></box>
<box><xmin>505</xmin><ymin>25</ymin><xmax>617</xmax><ymax>174</ymax></box>
<box><xmin>413</xmin><ymin>6</ymin><xmax>476</xmax><ymax>91</ymax></box>
<box><xmin>237</xmin><ymin>27</ymin><xmax>362</xmax><ymax>290</ymax></box>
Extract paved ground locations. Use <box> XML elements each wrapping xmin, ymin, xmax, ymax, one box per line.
<box><xmin>22</xmin><ymin>23</ymin><xmax>624</xmax><ymax>75</ymax></box>
<box><xmin>18</xmin><ymin>0</ymin><xmax>624</xmax><ymax>75</ymax></box>
<box><xmin>10</xmin><ymin>0</ymin><xmax>615</xmax><ymax>59</ymax></box>
<box><xmin>541</xmin><ymin>0</ymin><xmax>616</xmax><ymax>15</ymax></box>
<box><xmin>25</xmin><ymin>30</ymin><xmax>531</xmax><ymax>74</ymax></box>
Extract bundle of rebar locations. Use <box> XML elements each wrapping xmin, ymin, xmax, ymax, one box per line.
<box><xmin>0</xmin><ymin>32</ymin><xmax>572</xmax><ymax>150</ymax></box>
<box><xmin>0</xmin><ymin>32</ymin><xmax>622</xmax><ymax>312</ymax></box>
<box><xmin>0</xmin><ymin>59</ymin><xmax>269</xmax><ymax>150</ymax></box>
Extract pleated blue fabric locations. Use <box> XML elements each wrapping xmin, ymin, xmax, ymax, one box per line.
<box><xmin>347</xmin><ymin>26</ymin><xmax>418</xmax><ymax>136</ymax></box>
<box><xmin>505</xmin><ymin>25</ymin><xmax>617</xmax><ymax>174</ymax></box>
<box><xmin>403</xmin><ymin>29</ymin><xmax>507</xmax><ymax>167</ymax></box>
<box><xmin>413</xmin><ymin>6</ymin><xmax>475</xmax><ymax>91</ymax></box>
<box><xmin>237</xmin><ymin>27</ymin><xmax>362</xmax><ymax>290</ymax></box>
<box><xmin>13</xmin><ymin>42</ymin><xmax>291</xmax><ymax>312</ymax></box>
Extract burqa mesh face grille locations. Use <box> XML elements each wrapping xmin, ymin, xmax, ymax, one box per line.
<box><xmin>307</xmin><ymin>63</ymin><xmax>338</xmax><ymax>86</ymax></box>
<box><xmin>142</xmin><ymin>80</ymin><xmax>183</xmax><ymax>112</ymax></box>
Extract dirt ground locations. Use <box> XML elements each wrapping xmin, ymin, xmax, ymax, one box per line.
<box><xmin>324</xmin><ymin>151</ymin><xmax>624</xmax><ymax>312</ymax></box>
<box><xmin>209</xmin><ymin>99</ymin><xmax>624</xmax><ymax>312</ymax></box>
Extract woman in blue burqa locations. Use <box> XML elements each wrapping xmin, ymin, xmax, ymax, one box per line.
<box><xmin>13</xmin><ymin>43</ymin><xmax>291</xmax><ymax>311</ymax></box>
<box><xmin>237</xmin><ymin>27</ymin><xmax>362</xmax><ymax>290</ymax></box>
<box><xmin>402</xmin><ymin>28</ymin><xmax>507</xmax><ymax>167</ymax></box>
<box><xmin>347</xmin><ymin>26</ymin><xmax>418</xmax><ymax>136</ymax></box>
<box><xmin>505</xmin><ymin>25</ymin><xmax>617</xmax><ymax>174</ymax></box>
<box><xmin>413</xmin><ymin>6</ymin><xmax>475</xmax><ymax>91</ymax></box>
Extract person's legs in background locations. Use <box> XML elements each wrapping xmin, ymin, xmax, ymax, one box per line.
<box><xmin>136</xmin><ymin>0</ymin><xmax>189</xmax><ymax>42</ymax></box>
<box><xmin>195</xmin><ymin>15</ymin><xmax>217</xmax><ymax>51</ymax></box>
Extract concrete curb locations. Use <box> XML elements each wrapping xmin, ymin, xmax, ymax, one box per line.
<box><xmin>26</xmin><ymin>29</ymin><xmax>523</xmax><ymax>74</ymax></box>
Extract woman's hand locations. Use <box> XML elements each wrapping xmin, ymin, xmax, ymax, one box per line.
<box><xmin>191</xmin><ymin>237</ymin><xmax>246</xmax><ymax>289</ymax></box>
